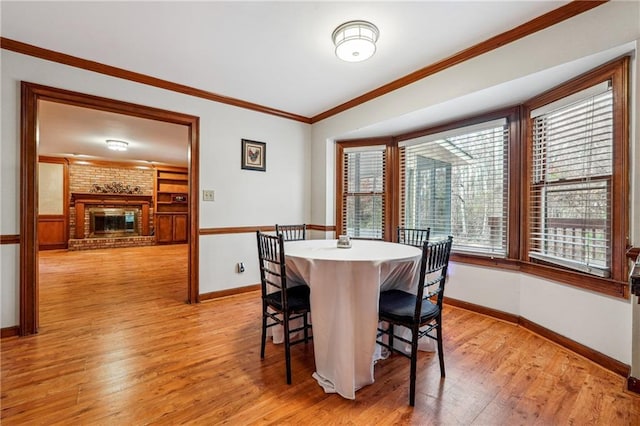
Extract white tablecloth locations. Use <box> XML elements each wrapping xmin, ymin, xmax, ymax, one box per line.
<box><xmin>284</xmin><ymin>239</ymin><xmax>422</xmax><ymax>400</ymax></box>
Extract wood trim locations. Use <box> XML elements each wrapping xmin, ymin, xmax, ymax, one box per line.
<box><xmin>155</xmin><ymin>164</ymin><xmax>190</xmax><ymax>173</ymax></box>
<box><xmin>200</xmin><ymin>226</ymin><xmax>275</xmax><ymax>235</ymax></box>
<box><xmin>71</xmin><ymin>193</ymin><xmax>154</xmax><ymax>205</ymax></box>
<box><xmin>38</xmin><ymin>155</ymin><xmax>68</xmax><ymax>164</ymax></box>
<box><xmin>334</xmin><ymin>138</ymin><xmax>395</xmax><ymax>239</ymax></box>
<box><xmin>200</xmin><ymin>284</ymin><xmax>261</xmax><ymax>301</ymax></box>
<box><xmin>67</xmin><ymin>157</ymin><xmax>161</xmax><ymax>169</ymax></box>
<box><xmin>199</xmin><ymin>225</ymin><xmax>334</xmax><ymax>235</ymax></box>
<box><xmin>520</xmin><ymin>56</ymin><xmax>630</xmax><ymax>295</ymax></box>
<box><xmin>335</xmin><ymin>143</ymin><xmax>346</xmax><ymax>237</ymax></box>
<box><xmin>508</xmin><ymin>107</ymin><xmax>522</xmax><ymax>259</ymax></box>
<box><xmin>449</xmin><ymin>253</ymin><xmax>521</xmax><ymax>271</ymax></box>
<box><xmin>21</xmin><ymin>81</ymin><xmax>39</xmax><ymax>335</ymax></box>
<box><xmin>1</xmin><ymin>326</ymin><xmax>20</xmax><ymax>338</ymax></box>
<box><xmin>70</xmin><ymin>194</ymin><xmax>153</xmax><ymax>239</ymax></box>
<box><xmin>37</xmin><ymin>215</ymin><xmax>67</xmax><ymax>250</ymax></box>
<box><xmin>627</xmin><ymin>246</ymin><xmax>640</xmax><ymax>260</ymax></box>
<box><xmin>311</xmin><ymin>1</ymin><xmax>608</xmax><ymax>123</ymax></box>
<box><xmin>444</xmin><ymin>297</ymin><xmax>519</xmax><ymax>324</ymax></box>
<box><xmin>1</xmin><ymin>235</ymin><xmax>20</xmax><ymax>244</ymax></box>
<box><xmin>20</xmin><ymin>82</ymin><xmax>200</xmax><ymax>336</ymax></box>
<box><xmin>519</xmin><ymin>317</ymin><xmax>629</xmax><ymax>378</ymax></box>
<box><xmin>445</xmin><ymin>296</ymin><xmax>630</xmax><ymax>378</ymax></box>
<box><xmin>307</xmin><ymin>224</ymin><xmax>336</xmax><ymax>232</ymax></box>
<box><xmin>628</xmin><ymin>376</ymin><xmax>640</xmax><ymax>395</ymax></box>
<box><xmin>1</xmin><ymin>38</ymin><xmax>310</xmax><ymax>124</ymax></box>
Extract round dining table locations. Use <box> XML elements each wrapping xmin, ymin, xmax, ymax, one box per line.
<box><xmin>284</xmin><ymin>239</ymin><xmax>422</xmax><ymax>400</ymax></box>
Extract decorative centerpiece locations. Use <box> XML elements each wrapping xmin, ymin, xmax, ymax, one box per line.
<box><xmin>337</xmin><ymin>234</ymin><xmax>352</xmax><ymax>249</ymax></box>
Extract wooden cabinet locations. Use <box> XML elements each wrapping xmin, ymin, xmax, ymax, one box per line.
<box><xmin>155</xmin><ymin>167</ymin><xmax>188</xmax><ymax>244</ymax></box>
<box><xmin>156</xmin><ymin>213</ymin><xmax>188</xmax><ymax>243</ymax></box>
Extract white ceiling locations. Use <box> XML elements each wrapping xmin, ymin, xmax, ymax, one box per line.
<box><xmin>37</xmin><ymin>100</ymin><xmax>190</xmax><ymax>166</ymax></box>
<box><xmin>1</xmin><ymin>1</ymin><xmax>627</xmax><ymax>165</ymax></box>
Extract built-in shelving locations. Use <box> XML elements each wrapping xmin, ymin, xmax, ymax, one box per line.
<box><xmin>154</xmin><ymin>167</ymin><xmax>188</xmax><ymax>244</ymax></box>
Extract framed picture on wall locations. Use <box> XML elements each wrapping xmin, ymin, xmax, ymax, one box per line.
<box><xmin>241</xmin><ymin>139</ymin><xmax>266</xmax><ymax>172</ymax></box>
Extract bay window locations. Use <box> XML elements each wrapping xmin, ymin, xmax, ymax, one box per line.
<box><xmin>335</xmin><ymin>56</ymin><xmax>629</xmax><ymax>297</ymax></box>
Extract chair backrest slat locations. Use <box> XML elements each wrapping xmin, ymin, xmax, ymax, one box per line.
<box><xmin>397</xmin><ymin>227</ymin><xmax>430</xmax><ymax>248</ymax></box>
<box><xmin>414</xmin><ymin>236</ymin><xmax>453</xmax><ymax>320</ymax></box>
<box><xmin>276</xmin><ymin>224</ymin><xmax>306</xmax><ymax>241</ymax></box>
<box><xmin>256</xmin><ymin>231</ymin><xmax>290</xmax><ymax>309</ymax></box>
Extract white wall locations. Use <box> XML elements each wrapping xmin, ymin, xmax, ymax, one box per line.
<box><xmin>310</xmin><ymin>1</ymin><xmax>640</xmax><ymax>366</ymax></box>
<box><xmin>0</xmin><ymin>50</ymin><xmax>311</xmax><ymax>327</ymax></box>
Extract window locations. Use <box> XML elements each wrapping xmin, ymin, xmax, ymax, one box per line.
<box><xmin>399</xmin><ymin>118</ymin><xmax>509</xmax><ymax>255</ymax></box>
<box><xmin>336</xmin><ymin>142</ymin><xmax>390</xmax><ymax>240</ymax></box>
<box><xmin>334</xmin><ymin>57</ymin><xmax>629</xmax><ymax>297</ymax></box>
<box><xmin>523</xmin><ymin>57</ymin><xmax>629</xmax><ymax>289</ymax></box>
<box><xmin>528</xmin><ymin>82</ymin><xmax>613</xmax><ymax>277</ymax></box>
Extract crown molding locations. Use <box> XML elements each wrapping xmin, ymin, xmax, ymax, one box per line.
<box><xmin>0</xmin><ymin>37</ymin><xmax>311</xmax><ymax>124</ymax></box>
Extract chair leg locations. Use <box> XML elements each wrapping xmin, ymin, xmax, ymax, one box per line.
<box><xmin>388</xmin><ymin>323</ymin><xmax>394</xmax><ymax>353</ymax></box>
<box><xmin>283</xmin><ymin>313</ymin><xmax>292</xmax><ymax>384</ymax></box>
<box><xmin>303</xmin><ymin>312</ymin><xmax>309</xmax><ymax>343</ymax></box>
<box><xmin>436</xmin><ymin>318</ymin><xmax>445</xmax><ymax>378</ymax></box>
<box><xmin>260</xmin><ymin>303</ymin><xmax>268</xmax><ymax>359</ymax></box>
<box><xmin>409</xmin><ymin>325</ymin><xmax>420</xmax><ymax>406</ymax></box>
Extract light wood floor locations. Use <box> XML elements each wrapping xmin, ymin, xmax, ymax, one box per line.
<box><xmin>2</xmin><ymin>244</ymin><xmax>639</xmax><ymax>425</ymax></box>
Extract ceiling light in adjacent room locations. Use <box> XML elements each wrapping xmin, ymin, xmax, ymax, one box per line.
<box><xmin>332</xmin><ymin>20</ymin><xmax>379</xmax><ymax>62</ymax></box>
<box><xmin>106</xmin><ymin>139</ymin><xmax>128</xmax><ymax>151</ymax></box>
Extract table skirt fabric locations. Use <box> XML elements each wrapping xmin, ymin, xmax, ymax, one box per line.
<box><xmin>286</xmin><ymin>245</ymin><xmax>422</xmax><ymax>399</ymax></box>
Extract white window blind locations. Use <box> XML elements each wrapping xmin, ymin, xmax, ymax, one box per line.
<box><xmin>399</xmin><ymin>119</ymin><xmax>508</xmax><ymax>255</ymax></box>
<box><xmin>341</xmin><ymin>146</ymin><xmax>386</xmax><ymax>240</ymax></box>
<box><xmin>528</xmin><ymin>81</ymin><xmax>613</xmax><ymax>277</ymax></box>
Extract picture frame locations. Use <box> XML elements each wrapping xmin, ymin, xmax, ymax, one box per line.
<box><xmin>241</xmin><ymin>139</ymin><xmax>266</xmax><ymax>172</ymax></box>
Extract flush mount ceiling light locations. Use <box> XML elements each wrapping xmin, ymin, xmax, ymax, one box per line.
<box><xmin>106</xmin><ymin>139</ymin><xmax>128</xmax><ymax>151</ymax></box>
<box><xmin>332</xmin><ymin>20</ymin><xmax>379</xmax><ymax>62</ymax></box>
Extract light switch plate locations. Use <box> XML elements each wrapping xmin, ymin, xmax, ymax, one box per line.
<box><xmin>203</xmin><ymin>190</ymin><xmax>215</xmax><ymax>201</ymax></box>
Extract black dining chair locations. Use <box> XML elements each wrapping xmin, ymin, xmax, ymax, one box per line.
<box><xmin>275</xmin><ymin>223</ymin><xmax>307</xmax><ymax>241</ymax></box>
<box><xmin>256</xmin><ymin>231</ymin><xmax>312</xmax><ymax>384</ymax></box>
<box><xmin>397</xmin><ymin>226</ymin><xmax>430</xmax><ymax>247</ymax></box>
<box><xmin>376</xmin><ymin>236</ymin><xmax>453</xmax><ymax>406</ymax></box>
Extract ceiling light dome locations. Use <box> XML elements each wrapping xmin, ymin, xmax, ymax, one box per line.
<box><xmin>332</xmin><ymin>20</ymin><xmax>379</xmax><ymax>63</ymax></box>
<box><xmin>106</xmin><ymin>139</ymin><xmax>128</xmax><ymax>151</ymax></box>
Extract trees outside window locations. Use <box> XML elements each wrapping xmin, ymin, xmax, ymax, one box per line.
<box><xmin>399</xmin><ymin>118</ymin><xmax>510</xmax><ymax>256</ymax></box>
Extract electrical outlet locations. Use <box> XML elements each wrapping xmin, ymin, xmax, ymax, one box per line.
<box><xmin>202</xmin><ymin>190</ymin><xmax>215</xmax><ymax>201</ymax></box>
<box><xmin>237</xmin><ymin>262</ymin><xmax>245</xmax><ymax>273</ymax></box>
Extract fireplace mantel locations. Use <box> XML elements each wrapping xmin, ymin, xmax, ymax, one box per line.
<box><xmin>71</xmin><ymin>192</ymin><xmax>153</xmax><ymax>239</ymax></box>
<box><xmin>71</xmin><ymin>192</ymin><xmax>153</xmax><ymax>205</ymax></box>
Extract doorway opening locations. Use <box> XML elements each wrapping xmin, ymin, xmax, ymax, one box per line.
<box><xmin>20</xmin><ymin>82</ymin><xmax>200</xmax><ymax>335</ymax></box>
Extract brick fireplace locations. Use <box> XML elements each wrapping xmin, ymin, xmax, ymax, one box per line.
<box><xmin>67</xmin><ymin>163</ymin><xmax>156</xmax><ymax>250</ymax></box>
<box><xmin>69</xmin><ymin>192</ymin><xmax>155</xmax><ymax>250</ymax></box>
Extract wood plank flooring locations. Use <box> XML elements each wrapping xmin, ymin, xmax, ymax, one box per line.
<box><xmin>2</xmin><ymin>244</ymin><xmax>639</xmax><ymax>425</ymax></box>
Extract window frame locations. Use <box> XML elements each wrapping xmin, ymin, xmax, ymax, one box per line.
<box><xmin>521</xmin><ymin>56</ymin><xmax>629</xmax><ymax>297</ymax></box>
<box><xmin>395</xmin><ymin>107</ymin><xmax>521</xmax><ymax>263</ymax></box>
<box><xmin>335</xmin><ymin>138</ymin><xmax>395</xmax><ymax>241</ymax></box>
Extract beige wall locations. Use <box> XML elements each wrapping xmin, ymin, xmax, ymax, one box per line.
<box><xmin>38</xmin><ymin>162</ymin><xmax>64</xmax><ymax>215</ymax></box>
